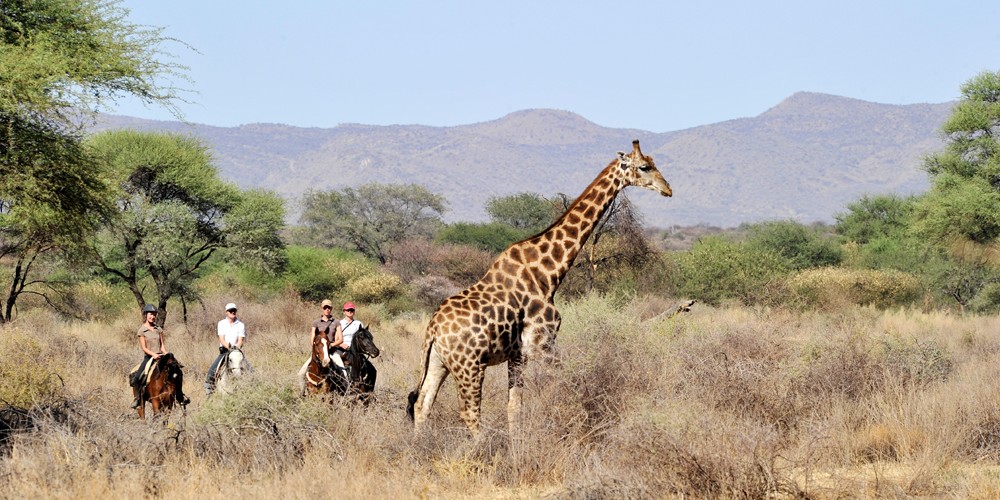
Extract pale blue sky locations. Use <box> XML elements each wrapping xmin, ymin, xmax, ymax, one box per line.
<box><xmin>113</xmin><ymin>1</ymin><xmax>1000</xmax><ymax>132</ymax></box>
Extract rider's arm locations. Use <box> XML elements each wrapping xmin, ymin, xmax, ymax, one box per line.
<box><xmin>158</xmin><ymin>331</ymin><xmax>168</xmax><ymax>355</ymax></box>
<box><xmin>332</xmin><ymin>323</ymin><xmax>344</xmax><ymax>348</ymax></box>
<box><xmin>235</xmin><ymin>322</ymin><xmax>245</xmax><ymax>349</ymax></box>
<box><xmin>217</xmin><ymin>321</ymin><xmax>231</xmax><ymax>349</ymax></box>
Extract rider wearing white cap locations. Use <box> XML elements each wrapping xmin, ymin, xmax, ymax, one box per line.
<box><xmin>205</xmin><ymin>302</ymin><xmax>245</xmax><ymax>396</ymax></box>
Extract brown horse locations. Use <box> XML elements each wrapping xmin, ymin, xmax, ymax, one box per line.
<box><xmin>136</xmin><ymin>353</ymin><xmax>190</xmax><ymax>420</ymax></box>
<box><xmin>304</xmin><ymin>332</ymin><xmax>348</xmax><ymax>396</ymax></box>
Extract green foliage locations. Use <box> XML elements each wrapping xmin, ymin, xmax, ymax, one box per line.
<box><xmin>912</xmin><ymin>175</ymin><xmax>1000</xmax><ymax>245</ymax></box>
<box><xmin>835</xmin><ymin>194</ymin><xmax>916</xmax><ymax>244</ymax></box>
<box><xmin>843</xmin><ymin>235</ymin><xmax>937</xmax><ymax>273</ymax></box>
<box><xmin>346</xmin><ymin>272</ymin><xmax>403</xmax><ymax>304</ymax></box>
<box><xmin>676</xmin><ymin>236</ymin><xmax>789</xmax><ymax>306</ymax></box>
<box><xmin>0</xmin><ymin>330</ymin><xmax>63</xmax><ymax>406</ymax></box>
<box><xmin>224</xmin><ymin>189</ymin><xmax>287</xmax><ymax>275</ymax></box>
<box><xmin>787</xmin><ymin>267</ymin><xmax>922</xmax><ymax>310</ymax></box>
<box><xmin>917</xmin><ymin>70</ymin><xmax>1000</xmax><ymax>251</ymax></box>
<box><xmin>194</xmin><ymin>378</ymin><xmax>331</xmax><ymax>427</ymax></box>
<box><xmin>485</xmin><ymin>192</ymin><xmax>558</xmax><ymax>231</ymax></box>
<box><xmin>0</xmin><ymin>0</ymin><xmax>188</xmax><ymax>119</ymax></box>
<box><xmin>437</xmin><ymin>222</ymin><xmax>529</xmax><ymax>253</ymax></box>
<box><xmin>745</xmin><ymin>220</ymin><xmax>842</xmax><ymax>270</ymax></box>
<box><xmin>0</xmin><ymin>0</ymin><xmax>187</xmax><ymax>321</ymax></box>
<box><xmin>283</xmin><ymin>245</ymin><xmax>374</xmax><ymax>302</ymax></box>
<box><xmin>925</xmin><ymin>259</ymin><xmax>1000</xmax><ymax>310</ymax></box>
<box><xmin>299</xmin><ymin>183</ymin><xmax>446</xmax><ymax>264</ymax></box>
<box><xmin>87</xmin><ymin>130</ymin><xmax>246</xmax><ymax>323</ymax></box>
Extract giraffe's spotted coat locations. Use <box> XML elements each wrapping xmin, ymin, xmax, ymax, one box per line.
<box><xmin>407</xmin><ymin>141</ymin><xmax>672</xmax><ymax>436</ymax></box>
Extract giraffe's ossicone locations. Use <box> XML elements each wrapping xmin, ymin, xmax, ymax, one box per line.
<box><xmin>407</xmin><ymin>140</ymin><xmax>672</xmax><ymax>437</ymax></box>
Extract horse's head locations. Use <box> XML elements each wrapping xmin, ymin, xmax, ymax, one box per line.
<box><xmin>159</xmin><ymin>353</ymin><xmax>182</xmax><ymax>379</ymax></box>
<box><xmin>227</xmin><ymin>347</ymin><xmax>246</xmax><ymax>375</ymax></box>
<box><xmin>353</xmin><ymin>326</ymin><xmax>380</xmax><ymax>359</ymax></box>
<box><xmin>312</xmin><ymin>333</ymin><xmax>331</xmax><ymax>367</ymax></box>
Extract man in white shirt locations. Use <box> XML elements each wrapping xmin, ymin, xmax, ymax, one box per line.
<box><xmin>205</xmin><ymin>302</ymin><xmax>246</xmax><ymax>396</ymax></box>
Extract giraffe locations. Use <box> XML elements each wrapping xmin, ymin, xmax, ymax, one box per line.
<box><xmin>406</xmin><ymin>140</ymin><xmax>672</xmax><ymax>437</ymax></box>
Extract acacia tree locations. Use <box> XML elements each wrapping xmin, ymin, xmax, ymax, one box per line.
<box><xmin>0</xmin><ymin>0</ymin><xmax>186</xmax><ymax>322</ymax></box>
<box><xmin>485</xmin><ymin>192</ymin><xmax>559</xmax><ymax>232</ymax></box>
<box><xmin>300</xmin><ymin>183</ymin><xmax>446</xmax><ymax>264</ymax></box>
<box><xmin>88</xmin><ymin>130</ymin><xmax>284</xmax><ymax>325</ymax></box>
<box><xmin>916</xmin><ymin>70</ymin><xmax>1000</xmax><ymax>248</ymax></box>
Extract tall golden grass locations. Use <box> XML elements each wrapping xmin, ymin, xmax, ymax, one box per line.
<box><xmin>3</xmin><ymin>294</ymin><xmax>1000</xmax><ymax>497</ymax></box>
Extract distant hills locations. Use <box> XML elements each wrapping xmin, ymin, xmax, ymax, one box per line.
<box><xmin>88</xmin><ymin>92</ymin><xmax>953</xmax><ymax>228</ymax></box>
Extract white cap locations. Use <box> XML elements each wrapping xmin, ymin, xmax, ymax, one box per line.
<box><xmin>225</xmin><ymin>303</ymin><xmax>237</xmax><ymax>311</ymax></box>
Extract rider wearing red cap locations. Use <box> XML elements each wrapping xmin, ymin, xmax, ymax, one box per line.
<box><xmin>336</xmin><ymin>302</ymin><xmax>363</xmax><ymax>351</ymax></box>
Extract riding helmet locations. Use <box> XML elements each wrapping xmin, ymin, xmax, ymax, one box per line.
<box><xmin>142</xmin><ymin>304</ymin><xmax>157</xmax><ymax>314</ymax></box>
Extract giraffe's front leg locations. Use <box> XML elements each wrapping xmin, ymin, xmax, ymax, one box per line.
<box><xmin>455</xmin><ymin>364</ymin><xmax>486</xmax><ymax>438</ymax></box>
<box><xmin>521</xmin><ymin>304</ymin><xmax>562</xmax><ymax>366</ymax></box>
<box><xmin>507</xmin><ymin>351</ymin><xmax>524</xmax><ymax>432</ymax></box>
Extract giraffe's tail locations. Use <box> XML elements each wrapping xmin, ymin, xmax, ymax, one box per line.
<box><xmin>406</xmin><ymin>337</ymin><xmax>435</xmax><ymax>422</ymax></box>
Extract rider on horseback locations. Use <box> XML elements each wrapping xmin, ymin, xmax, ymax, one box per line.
<box><xmin>205</xmin><ymin>302</ymin><xmax>246</xmax><ymax>396</ymax></box>
<box><xmin>129</xmin><ymin>304</ymin><xmax>172</xmax><ymax>409</ymax></box>
<box><xmin>297</xmin><ymin>299</ymin><xmax>349</xmax><ymax>394</ymax></box>
<box><xmin>335</xmin><ymin>302</ymin><xmax>364</xmax><ymax>370</ymax></box>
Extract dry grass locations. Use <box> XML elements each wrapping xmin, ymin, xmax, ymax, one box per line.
<box><xmin>3</xmin><ymin>295</ymin><xmax>1000</xmax><ymax>497</ymax></box>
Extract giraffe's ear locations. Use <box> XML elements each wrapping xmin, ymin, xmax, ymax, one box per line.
<box><xmin>617</xmin><ymin>151</ymin><xmax>630</xmax><ymax>169</ymax></box>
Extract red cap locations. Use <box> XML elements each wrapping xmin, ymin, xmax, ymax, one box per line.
<box><xmin>343</xmin><ymin>302</ymin><xmax>356</xmax><ymax>311</ymax></box>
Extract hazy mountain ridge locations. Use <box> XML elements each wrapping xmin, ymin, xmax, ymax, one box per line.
<box><xmin>89</xmin><ymin>92</ymin><xmax>953</xmax><ymax>227</ymax></box>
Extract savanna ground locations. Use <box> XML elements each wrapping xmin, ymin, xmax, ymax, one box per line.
<box><xmin>4</xmin><ymin>292</ymin><xmax>1000</xmax><ymax>499</ymax></box>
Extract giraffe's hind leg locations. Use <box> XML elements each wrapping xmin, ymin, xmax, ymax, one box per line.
<box><xmin>455</xmin><ymin>364</ymin><xmax>486</xmax><ymax>438</ymax></box>
<box><xmin>414</xmin><ymin>347</ymin><xmax>450</xmax><ymax>432</ymax></box>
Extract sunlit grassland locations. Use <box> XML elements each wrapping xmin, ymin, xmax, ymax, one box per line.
<box><xmin>3</xmin><ymin>293</ymin><xmax>1000</xmax><ymax>497</ymax></box>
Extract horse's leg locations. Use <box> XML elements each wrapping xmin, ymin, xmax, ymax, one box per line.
<box><xmin>136</xmin><ymin>395</ymin><xmax>146</xmax><ymax>420</ymax></box>
<box><xmin>296</xmin><ymin>358</ymin><xmax>311</xmax><ymax>396</ymax></box>
<box><xmin>361</xmin><ymin>361</ymin><xmax>377</xmax><ymax>405</ymax></box>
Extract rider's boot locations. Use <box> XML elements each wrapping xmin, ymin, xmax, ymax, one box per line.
<box><xmin>130</xmin><ymin>385</ymin><xmax>140</xmax><ymax>409</ymax></box>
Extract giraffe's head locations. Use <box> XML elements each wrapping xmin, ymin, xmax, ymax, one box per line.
<box><xmin>617</xmin><ymin>140</ymin><xmax>672</xmax><ymax>197</ymax></box>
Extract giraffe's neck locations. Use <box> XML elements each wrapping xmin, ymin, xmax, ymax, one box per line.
<box><xmin>500</xmin><ymin>162</ymin><xmax>626</xmax><ymax>298</ymax></box>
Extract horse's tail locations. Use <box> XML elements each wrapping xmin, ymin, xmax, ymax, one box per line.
<box><xmin>406</xmin><ymin>337</ymin><xmax>435</xmax><ymax>422</ymax></box>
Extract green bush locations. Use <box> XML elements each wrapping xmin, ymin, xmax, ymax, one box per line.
<box><xmin>437</xmin><ymin>222</ymin><xmax>529</xmax><ymax>253</ymax></box>
<box><xmin>0</xmin><ymin>330</ymin><xmax>64</xmax><ymax>407</ymax></box>
<box><xmin>676</xmin><ymin>236</ymin><xmax>789</xmax><ymax>306</ymax></box>
<box><xmin>283</xmin><ymin>246</ymin><xmax>374</xmax><ymax>301</ymax></box>
<box><xmin>346</xmin><ymin>272</ymin><xmax>403</xmax><ymax>304</ymax></box>
<box><xmin>787</xmin><ymin>267</ymin><xmax>922</xmax><ymax>309</ymax></box>
<box><xmin>746</xmin><ymin>220</ymin><xmax>842</xmax><ymax>270</ymax></box>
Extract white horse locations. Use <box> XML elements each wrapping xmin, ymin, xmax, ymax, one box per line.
<box><xmin>215</xmin><ymin>346</ymin><xmax>252</xmax><ymax>395</ymax></box>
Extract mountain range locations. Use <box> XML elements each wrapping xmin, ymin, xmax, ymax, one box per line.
<box><xmin>88</xmin><ymin>92</ymin><xmax>954</xmax><ymax>228</ymax></box>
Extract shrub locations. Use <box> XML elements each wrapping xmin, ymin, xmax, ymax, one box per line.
<box><xmin>283</xmin><ymin>246</ymin><xmax>373</xmax><ymax>301</ymax></box>
<box><xmin>746</xmin><ymin>220</ymin><xmax>843</xmax><ymax>270</ymax></box>
<box><xmin>788</xmin><ymin>267</ymin><xmax>921</xmax><ymax>310</ymax></box>
<box><xmin>346</xmin><ymin>272</ymin><xmax>403</xmax><ymax>304</ymax></box>
<box><xmin>0</xmin><ymin>330</ymin><xmax>64</xmax><ymax>407</ymax></box>
<box><xmin>387</xmin><ymin>238</ymin><xmax>492</xmax><ymax>288</ymax></box>
<box><xmin>676</xmin><ymin>236</ymin><xmax>789</xmax><ymax>306</ymax></box>
<box><xmin>437</xmin><ymin>222</ymin><xmax>529</xmax><ymax>253</ymax></box>
<box><xmin>412</xmin><ymin>275</ymin><xmax>460</xmax><ymax>309</ymax></box>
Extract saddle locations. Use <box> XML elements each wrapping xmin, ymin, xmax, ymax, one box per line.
<box><xmin>128</xmin><ymin>355</ymin><xmax>182</xmax><ymax>386</ymax></box>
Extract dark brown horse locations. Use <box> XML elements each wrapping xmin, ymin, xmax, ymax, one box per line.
<box><xmin>136</xmin><ymin>353</ymin><xmax>190</xmax><ymax>420</ymax></box>
<box><xmin>339</xmin><ymin>325</ymin><xmax>381</xmax><ymax>405</ymax></box>
<box><xmin>304</xmin><ymin>332</ymin><xmax>347</xmax><ymax>396</ymax></box>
